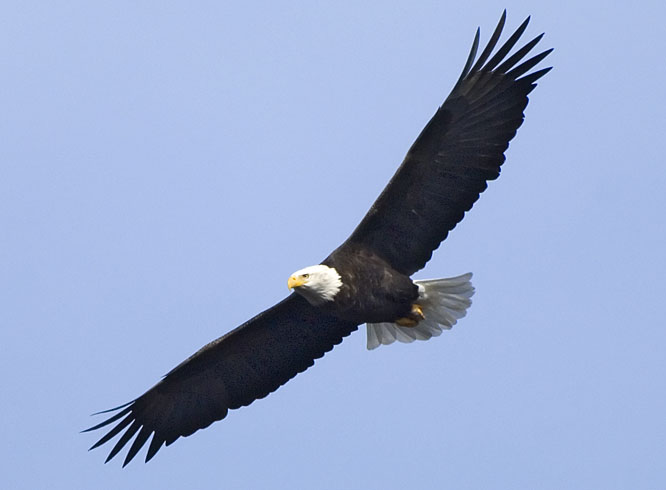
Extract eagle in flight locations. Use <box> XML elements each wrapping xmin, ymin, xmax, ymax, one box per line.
<box><xmin>85</xmin><ymin>11</ymin><xmax>551</xmax><ymax>466</ymax></box>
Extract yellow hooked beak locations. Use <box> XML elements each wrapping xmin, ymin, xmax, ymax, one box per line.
<box><xmin>287</xmin><ymin>275</ymin><xmax>306</xmax><ymax>290</ymax></box>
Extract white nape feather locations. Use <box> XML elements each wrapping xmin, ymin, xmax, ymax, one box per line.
<box><xmin>366</xmin><ymin>273</ymin><xmax>474</xmax><ymax>350</ymax></box>
<box><xmin>289</xmin><ymin>264</ymin><xmax>342</xmax><ymax>306</ymax></box>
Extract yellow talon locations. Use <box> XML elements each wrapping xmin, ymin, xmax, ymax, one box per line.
<box><xmin>395</xmin><ymin>304</ymin><xmax>424</xmax><ymax>327</ymax></box>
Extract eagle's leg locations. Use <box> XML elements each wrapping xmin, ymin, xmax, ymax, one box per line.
<box><xmin>395</xmin><ymin>304</ymin><xmax>424</xmax><ymax>327</ymax></box>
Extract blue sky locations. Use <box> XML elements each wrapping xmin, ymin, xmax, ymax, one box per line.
<box><xmin>2</xmin><ymin>1</ymin><xmax>665</xmax><ymax>489</ymax></box>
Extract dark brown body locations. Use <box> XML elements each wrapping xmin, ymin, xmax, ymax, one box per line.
<box><xmin>323</xmin><ymin>246</ymin><xmax>419</xmax><ymax>324</ymax></box>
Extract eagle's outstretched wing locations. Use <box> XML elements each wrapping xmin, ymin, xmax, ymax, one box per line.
<box><xmin>84</xmin><ymin>295</ymin><xmax>357</xmax><ymax>466</ymax></box>
<box><xmin>341</xmin><ymin>11</ymin><xmax>552</xmax><ymax>275</ymax></box>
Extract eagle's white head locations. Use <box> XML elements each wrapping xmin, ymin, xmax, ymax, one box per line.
<box><xmin>287</xmin><ymin>264</ymin><xmax>342</xmax><ymax>306</ymax></box>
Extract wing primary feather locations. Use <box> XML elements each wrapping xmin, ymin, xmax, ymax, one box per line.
<box><xmin>88</xmin><ymin>413</ymin><xmax>134</xmax><ymax>450</ymax></box>
<box><xmin>89</xmin><ymin>401</ymin><xmax>133</xmax><ymax>417</ymax></box>
<box><xmin>82</xmin><ymin>405</ymin><xmax>132</xmax><ymax>433</ymax></box>
<box><xmin>452</xmin><ymin>28</ymin><xmax>480</xmax><ymax>91</ymax></box>
<box><xmin>495</xmin><ymin>33</ymin><xmax>545</xmax><ymax>73</ymax></box>
<box><xmin>483</xmin><ymin>16</ymin><xmax>531</xmax><ymax>72</ymax></box>
<box><xmin>145</xmin><ymin>434</ymin><xmax>165</xmax><ymax>463</ymax></box>
<box><xmin>105</xmin><ymin>420</ymin><xmax>141</xmax><ymax>463</ymax></box>
<box><xmin>467</xmin><ymin>27</ymin><xmax>545</xmax><ymax>104</ymax></box>
<box><xmin>469</xmin><ymin>10</ymin><xmax>506</xmax><ymax>73</ymax></box>
<box><xmin>123</xmin><ymin>426</ymin><xmax>153</xmax><ymax>467</ymax></box>
<box><xmin>517</xmin><ymin>66</ymin><xmax>553</xmax><ymax>86</ymax></box>
<box><xmin>507</xmin><ymin>48</ymin><xmax>554</xmax><ymax>79</ymax></box>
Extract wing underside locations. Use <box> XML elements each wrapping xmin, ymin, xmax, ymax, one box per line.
<box><xmin>84</xmin><ymin>295</ymin><xmax>357</xmax><ymax>466</ymax></box>
<box><xmin>342</xmin><ymin>11</ymin><xmax>552</xmax><ymax>275</ymax></box>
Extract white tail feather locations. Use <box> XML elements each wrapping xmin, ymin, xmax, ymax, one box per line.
<box><xmin>366</xmin><ymin>273</ymin><xmax>474</xmax><ymax>350</ymax></box>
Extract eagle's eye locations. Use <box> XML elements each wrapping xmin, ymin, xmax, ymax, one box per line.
<box><xmin>302</xmin><ymin>273</ymin><xmax>309</xmax><ymax>279</ymax></box>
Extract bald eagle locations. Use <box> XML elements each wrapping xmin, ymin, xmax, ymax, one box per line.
<box><xmin>85</xmin><ymin>11</ymin><xmax>551</xmax><ymax>466</ymax></box>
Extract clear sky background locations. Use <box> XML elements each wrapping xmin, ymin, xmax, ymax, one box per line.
<box><xmin>2</xmin><ymin>1</ymin><xmax>665</xmax><ymax>489</ymax></box>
